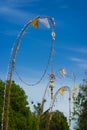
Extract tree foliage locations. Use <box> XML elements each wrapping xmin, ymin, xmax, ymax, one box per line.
<box><xmin>49</xmin><ymin>110</ymin><xmax>69</xmax><ymax>130</ymax></box>
<box><xmin>73</xmin><ymin>83</ymin><xmax>87</xmax><ymax>130</ymax></box>
<box><xmin>33</xmin><ymin>102</ymin><xmax>69</xmax><ymax>130</ymax></box>
<box><xmin>0</xmin><ymin>79</ymin><xmax>5</xmax><ymax>130</ymax></box>
<box><xmin>9</xmin><ymin>81</ymin><xmax>31</xmax><ymax>130</ymax></box>
<box><xmin>0</xmin><ymin>80</ymin><xmax>37</xmax><ymax>130</ymax></box>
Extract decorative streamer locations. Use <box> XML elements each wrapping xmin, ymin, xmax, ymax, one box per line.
<box><xmin>59</xmin><ymin>68</ymin><xmax>66</xmax><ymax>76</ymax></box>
<box><xmin>39</xmin><ymin>18</ymin><xmax>50</xmax><ymax>28</ymax></box>
<box><xmin>31</xmin><ymin>18</ymin><xmax>38</xmax><ymax>28</ymax></box>
<box><xmin>72</xmin><ymin>84</ymin><xmax>78</xmax><ymax>99</ymax></box>
<box><xmin>73</xmin><ymin>84</ymin><xmax>78</xmax><ymax>91</ymax></box>
<box><xmin>59</xmin><ymin>87</ymin><xmax>65</xmax><ymax>94</ymax></box>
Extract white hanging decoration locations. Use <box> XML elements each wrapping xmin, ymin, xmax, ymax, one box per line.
<box><xmin>39</xmin><ymin>18</ymin><xmax>50</xmax><ymax>28</ymax></box>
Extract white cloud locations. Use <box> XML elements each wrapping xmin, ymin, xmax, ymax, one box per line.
<box><xmin>70</xmin><ymin>57</ymin><xmax>86</xmax><ymax>63</ymax></box>
<box><xmin>70</xmin><ymin>57</ymin><xmax>87</xmax><ymax>70</ymax></box>
<box><xmin>68</xmin><ymin>47</ymin><xmax>87</xmax><ymax>54</ymax></box>
<box><xmin>58</xmin><ymin>46</ymin><xmax>87</xmax><ymax>54</ymax></box>
<box><xmin>0</xmin><ymin>6</ymin><xmax>34</xmax><ymax>19</ymax></box>
<box><xmin>0</xmin><ymin>0</ymin><xmax>40</xmax><ymax>8</ymax></box>
<box><xmin>0</xmin><ymin>0</ymin><xmax>41</xmax><ymax>23</ymax></box>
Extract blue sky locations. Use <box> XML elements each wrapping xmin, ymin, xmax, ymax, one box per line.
<box><xmin>0</xmin><ymin>0</ymin><xmax>87</xmax><ymax>128</ymax></box>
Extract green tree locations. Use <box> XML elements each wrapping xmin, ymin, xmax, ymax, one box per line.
<box><xmin>40</xmin><ymin>110</ymin><xmax>69</xmax><ymax>130</ymax></box>
<box><xmin>32</xmin><ymin>101</ymin><xmax>69</xmax><ymax>130</ymax></box>
<box><xmin>9</xmin><ymin>81</ymin><xmax>31</xmax><ymax>130</ymax></box>
<box><xmin>0</xmin><ymin>79</ymin><xmax>5</xmax><ymax>130</ymax></box>
<box><xmin>0</xmin><ymin>80</ymin><xmax>37</xmax><ymax>130</ymax></box>
<box><xmin>50</xmin><ymin>110</ymin><xmax>69</xmax><ymax>130</ymax></box>
<box><xmin>73</xmin><ymin>83</ymin><xmax>87</xmax><ymax>130</ymax></box>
